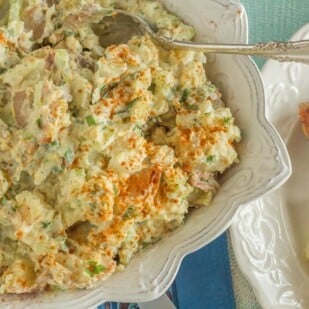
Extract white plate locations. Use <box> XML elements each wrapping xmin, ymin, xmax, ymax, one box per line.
<box><xmin>231</xmin><ymin>24</ymin><xmax>309</xmax><ymax>309</ymax></box>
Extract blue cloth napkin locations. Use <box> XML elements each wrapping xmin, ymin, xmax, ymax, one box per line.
<box><xmin>99</xmin><ymin>233</ymin><xmax>235</xmax><ymax>309</ymax></box>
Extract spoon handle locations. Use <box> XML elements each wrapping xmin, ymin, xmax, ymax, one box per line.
<box><xmin>159</xmin><ymin>38</ymin><xmax>309</xmax><ymax>64</ymax></box>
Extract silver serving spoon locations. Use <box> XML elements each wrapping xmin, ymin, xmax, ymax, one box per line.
<box><xmin>92</xmin><ymin>9</ymin><xmax>309</xmax><ymax>64</ymax></box>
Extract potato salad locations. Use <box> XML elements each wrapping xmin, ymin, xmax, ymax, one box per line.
<box><xmin>0</xmin><ymin>0</ymin><xmax>241</xmax><ymax>293</ymax></box>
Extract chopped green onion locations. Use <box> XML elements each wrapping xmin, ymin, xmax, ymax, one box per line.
<box><xmin>74</xmin><ymin>169</ymin><xmax>84</xmax><ymax>176</ymax></box>
<box><xmin>133</xmin><ymin>124</ymin><xmax>143</xmax><ymax>136</ymax></box>
<box><xmin>54</xmin><ymin>22</ymin><xmax>62</xmax><ymax>29</ymax></box>
<box><xmin>64</xmin><ymin>148</ymin><xmax>74</xmax><ymax>164</ymax></box>
<box><xmin>185</xmin><ymin>104</ymin><xmax>198</xmax><ymax>111</ymax></box>
<box><xmin>180</xmin><ymin>89</ymin><xmax>190</xmax><ymax>103</ymax></box>
<box><xmin>85</xmin><ymin>115</ymin><xmax>96</xmax><ymax>126</ymax></box>
<box><xmin>51</xmin><ymin>166</ymin><xmax>62</xmax><ymax>174</ymax></box>
<box><xmin>179</xmin><ymin>89</ymin><xmax>198</xmax><ymax>111</ymax></box>
<box><xmin>100</xmin><ymin>82</ymin><xmax>118</xmax><ymax>98</ymax></box>
<box><xmin>126</xmin><ymin>97</ymin><xmax>141</xmax><ymax>109</ymax></box>
<box><xmin>205</xmin><ymin>83</ymin><xmax>217</xmax><ymax>93</ymax></box>
<box><xmin>206</xmin><ymin>155</ymin><xmax>215</xmax><ymax>163</ymax></box>
<box><xmin>141</xmin><ymin>238</ymin><xmax>161</xmax><ymax>249</ymax></box>
<box><xmin>36</xmin><ymin>118</ymin><xmax>43</xmax><ymax>129</ymax></box>
<box><xmin>123</xmin><ymin>206</ymin><xmax>135</xmax><ymax>219</ymax></box>
<box><xmin>85</xmin><ymin>261</ymin><xmax>106</xmax><ymax>277</ymax></box>
<box><xmin>0</xmin><ymin>197</ymin><xmax>7</xmax><ymax>206</ymax></box>
<box><xmin>223</xmin><ymin>117</ymin><xmax>232</xmax><ymax>125</ymax></box>
<box><xmin>148</xmin><ymin>83</ymin><xmax>156</xmax><ymax>92</ymax></box>
<box><xmin>102</xmin><ymin>9</ymin><xmax>114</xmax><ymax>16</ymax></box>
<box><xmin>23</xmin><ymin>133</ymin><xmax>35</xmax><ymax>141</ymax></box>
<box><xmin>113</xmin><ymin>184</ymin><xmax>119</xmax><ymax>196</ymax></box>
<box><xmin>64</xmin><ymin>30</ymin><xmax>74</xmax><ymax>37</ymax></box>
<box><xmin>141</xmin><ymin>241</ymin><xmax>152</xmax><ymax>249</ymax></box>
<box><xmin>41</xmin><ymin>221</ymin><xmax>51</xmax><ymax>229</ymax></box>
<box><xmin>100</xmin><ymin>85</ymin><xmax>107</xmax><ymax>97</ymax></box>
<box><xmin>89</xmin><ymin>202</ymin><xmax>96</xmax><ymax>210</ymax></box>
<box><xmin>51</xmin><ymin>285</ymin><xmax>62</xmax><ymax>292</ymax></box>
<box><xmin>116</xmin><ymin>97</ymin><xmax>141</xmax><ymax>115</ymax></box>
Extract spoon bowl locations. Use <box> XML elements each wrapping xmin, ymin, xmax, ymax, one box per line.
<box><xmin>93</xmin><ymin>9</ymin><xmax>309</xmax><ymax>64</ymax></box>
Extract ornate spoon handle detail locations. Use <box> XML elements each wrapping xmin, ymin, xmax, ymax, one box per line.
<box><xmin>156</xmin><ymin>38</ymin><xmax>309</xmax><ymax>64</ymax></box>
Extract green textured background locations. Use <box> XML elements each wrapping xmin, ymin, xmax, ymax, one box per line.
<box><xmin>241</xmin><ymin>0</ymin><xmax>309</xmax><ymax>68</ymax></box>
<box><xmin>229</xmin><ymin>1</ymin><xmax>308</xmax><ymax>308</ymax></box>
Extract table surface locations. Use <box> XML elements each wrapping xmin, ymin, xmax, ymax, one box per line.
<box><xmin>100</xmin><ymin>1</ymin><xmax>309</xmax><ymax>308</ymax></box>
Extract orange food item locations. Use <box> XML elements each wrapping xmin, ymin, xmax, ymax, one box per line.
<box><xmin>299</xmin><ymin>102</ymin><xmax>309</xmax><ymax>138</ymax></box>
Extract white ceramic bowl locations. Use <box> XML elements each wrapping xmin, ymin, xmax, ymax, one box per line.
<box><xmin>3</xmin><ymin>0</ymin><xmax>291</xmax><ymax>308</ymax></box>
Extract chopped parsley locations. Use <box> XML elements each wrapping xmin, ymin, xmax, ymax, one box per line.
<box><xmin>85</xmin><ymin>260</ymin><xmax>106</xmax><ymax>277</ymax></box>
<box><xmin>85</xmin><ymin>115</ymin><xmax>96</xmax><ymax>126</ymax></box>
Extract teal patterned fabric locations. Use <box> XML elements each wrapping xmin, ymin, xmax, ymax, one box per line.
<box><xmin>98</xmin><ymin>2</ymin><xmax>309</xmax><ymax>308</ymax></box>
<box><xmin>241</xmin><ymin>0</ymin><xmax>309</xmax><ymax>68</ymax></box>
